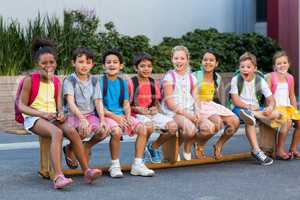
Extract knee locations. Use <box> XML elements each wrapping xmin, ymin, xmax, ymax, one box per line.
<box><xmin>111</xmin><ymin>127</ymin><xmax>122</xmax><ymax>140</ymax></box>
<box><xmin>146</xmin><ymin>123</ymin><xmax>154</xmax><ymax>135</ymax></box>
<box><xmin>136</xmin><ymin>124</ymin><xmax>148</xmax><ymax>137</ymax></box>
<box><xmin>200</xmin><ymin>122</ymin><xmax>215</xmax><ymax>136</ymax></box>
<box><xmin>166</xmin><ymin>121</ymin><xmax>178</xmax><ymax>135</ymax></box>
<box><xmin>53</xmin><ymin>129</ymin><xmax>64</xmax><ymax>141</ymax></box>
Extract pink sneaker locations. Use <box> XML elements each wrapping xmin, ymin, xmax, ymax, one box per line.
<box><xmin>53</xmin><ymin>175</ymin><xmax>74</xmax><ymax>189</ymax></box>
<box><xmin>84</xmin><ymin>168</ymin><xmax>102</xmax><ymax>184</ymax></box>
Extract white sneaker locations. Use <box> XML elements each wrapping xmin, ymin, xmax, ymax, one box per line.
<box><xmin>130</xmin><ymin>163</ymin><xmax>155</xmax><ymax>177</ymax></box>
<box><xmin>108</xmin><ymin>165</ymin><xmax>124</xmax><ymax>178</ymax></box>
<box><xmin>183</xmin><ymin>151</ymin><xmax>192</xmax><ymax>160</ymax></box>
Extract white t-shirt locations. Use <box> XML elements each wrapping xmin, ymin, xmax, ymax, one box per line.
<box><xmin>273</xmin><ymin>82</ymin><xmax>291</xmax><ymax>106</ymax></box>
<box><xmin>161</xmin><ymin>70</ymin><xmax>197</xmax><ymax>117</ymax></box>
<box><xmin>230</xmin><ymin>75</ymin><xmax>272</xmax><ymax>106</ymax></box>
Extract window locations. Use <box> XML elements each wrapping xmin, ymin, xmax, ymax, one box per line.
<box><xmin>256</xmin><ymin>0</ymin><xmax>267</xmax><ymax>22</ymax></box>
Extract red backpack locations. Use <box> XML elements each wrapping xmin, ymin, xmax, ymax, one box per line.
<box><xmin>15</xmin><ymin>72</ymin><xmax>60</xmax><ymax>124</ymax></box>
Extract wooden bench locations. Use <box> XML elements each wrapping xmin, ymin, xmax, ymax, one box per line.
<box><xmin>6</xmin><ymin>125</ymin><xmax>279</xmax><ymax>179</ymax></box>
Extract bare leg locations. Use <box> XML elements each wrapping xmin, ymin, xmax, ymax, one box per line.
<box><xmin>152</xmin><ymin>121</ymin><xmax>177</xmax><ymax>150</ymax></box>
<box><xmin>30</xmin><ymin>119</ymin><xmax>64</xmax><ymax>178</ymax></box>
<box><xmin>134</xmin><ymin>124</ymin><xmax>148</xmax><ymax>158</ymax></box>
<box><xmin>214</xmin><ymin>115</ymin><xmax>239</xmax><ymax>159</ymax></box>
<box><xmin>245</xmin><ymin>124</ymin><xmax>260</xmax><ymax>152</ymax></box>
<box><xmin>290</xmin><ymin>120</ymin><xmax>300</xmax><ymax>156</ymax></box>
<box><xmin>109</xmin><ymin>127</ymin><xmax>122</xmax><ymax>160</ymax></box>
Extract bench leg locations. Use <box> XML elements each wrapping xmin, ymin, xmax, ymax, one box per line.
<box><xmin>259</xmin><ymin>123</ymin><xmax>277</xmax><ymax>158</ymax></box>
<box><xmin>39</xmin><ymin>137</ymin><xmax>55</xmax><ymax>180</ymax></box>
<box><xmin>162</xmin><ymin>133</ymin><xmax>179</xmax><ymax>163</ymax></box>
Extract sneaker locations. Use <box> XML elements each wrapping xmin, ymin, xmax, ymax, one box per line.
<box><xmin>183</xmin><ymin>151</ymin><xmax>192</xmax><ymax>160</ymax></box>
<box><xmin>240</xmin><ymin>109</ymin><xmax>256</xmax><ymax>125</ymax></box>
<box><xmin>251</xmin><ymin>151</ymin><xmax>274</xmax><ymax>166</ymax></box>
<box><xmin>147</xmin><ymin>142</ymin><xmax>162</xmax><ymax>163</ymax></box>
<box><xmin>130</xmin><ymin>162</ymin><xmax>155</xmax><ymax>177</ymax></box>
<box><xmin>108</xmin><ymin>164</ymin><xmax>124</xmax><ymax>178</ymax></box>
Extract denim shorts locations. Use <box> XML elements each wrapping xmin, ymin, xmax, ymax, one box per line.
<box><xmin>232</xmin><ymin>106</ymin><xmax>264</xmax><ymax>123</ymax></box>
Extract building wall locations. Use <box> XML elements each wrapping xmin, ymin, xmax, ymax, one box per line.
<box><xmin>0</xmin><ymin>0</ymin><xmax>256</xmax><ymax>43</ymax></box>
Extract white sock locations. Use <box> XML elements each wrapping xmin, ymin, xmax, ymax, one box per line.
<box><xmin>111</xmin><ymin>159</ymin><xmax>120</xmax><ymax>166</ymax></box>
<box><xmin>134</xmin><ymin>158</ymin><xmax>143</xmax><ymax>165</ymax></box>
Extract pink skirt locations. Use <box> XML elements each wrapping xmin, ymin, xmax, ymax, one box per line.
<box><xmin>66</xmin><ymin>113</ymin><xmax>101</xmax><ymax>135</ymax></box>
<box><xmin>104</xmin><ymin>116</ymin><xmax>141</xmax><ymax>137</ymax></box>
<box><xmin>196</xmin><ymin>101</ymin><xmax>235</xmax><ymax>118</ymax></box>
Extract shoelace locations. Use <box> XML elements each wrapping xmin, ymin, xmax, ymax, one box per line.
<box><xmin>256</xmin><ymin>151</ymin><xmax>267</xmax><ymax>161</ymax></box>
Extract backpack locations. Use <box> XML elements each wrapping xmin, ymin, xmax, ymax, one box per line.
<box><xmin>100</xmin><ymin>74</ymin><xmax>125</xmax><ymax>106</ymax></box>
<box><xmin>161</xmin><ymin>70</ymin><xmax>194</xmax><ymax>96</ymax></box>
<box><xmin>15</xmin><ymin>72</ymin><xmax>60</xmax><ymax>124</ymax></box>
<box><xmin>130</xmin><ymin>76</ymin><xmax>156</xmax><ymax>108</ymax></box>
<box><xmin>63</xmin><ymin>75</ymin><xmax>98</xmax><ymax>111</ymax></box>
<box><xmin>226</xmin><ymin>70</ymin><xmax>265</xmax><ymax>109</ymax></box>
<box><xmin>270</xmin><ymin>71</ymin><xmax>294</xmax><ymax>94</ymax></box>
<box><xmin>193</xmin><ymin>69</ymin><xmax>222</xmax><ymax>103</ymax></box>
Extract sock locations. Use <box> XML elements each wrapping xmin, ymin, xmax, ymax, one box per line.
<box><xmin>111</xmin><ymin>159</ymin><xmax>120</xmax><ymax>166</ymax></box>
<box><xmin>252</xmin><ymin>149</ymin><xmax>260</xmax><ymax>154</ymax></box>
<box><xmin>134</xmin><ymin>158</ymin><xmax>143</xmax><ymax>165</ymax></box>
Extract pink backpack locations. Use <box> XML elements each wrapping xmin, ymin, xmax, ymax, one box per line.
<box><xmin>270</xmin><ymin>71</ymin><xmax>294</xmax><ymax>94</ymax></box>
<box><xmin>15</xmin><ymin>72</ymin><xmax>60</xmax><ymax>124</ymax></box>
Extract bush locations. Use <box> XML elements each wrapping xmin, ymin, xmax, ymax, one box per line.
<box><xmin>0</xmin><ymin>11</ymin><xmax>281</xmax><ymax>75</ymax></box>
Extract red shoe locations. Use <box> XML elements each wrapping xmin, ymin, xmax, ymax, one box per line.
<box><xmin>290</xmin><ymin>150</ymin><xmax>300</xmax><ymax>160</ymax></box>
<box><xmin>275</xmin><ymin>152</ymin><xmax>291</xmax><ymax>160</ymax></box>
<box><xmin>84</xmin><ymin>168</ymin><xmax>102</xmax><ymax>184</ymax></box>
<box><xmin>53</xmin><ymin>175</ymin><xmax>74</xmax><ymax>189</ymax></box>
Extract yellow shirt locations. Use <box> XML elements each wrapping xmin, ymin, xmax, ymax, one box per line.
<box><xmin>23</xmin><ymin>81</ymin><xmax>57</xmax><ymax>118</ymax></box>
<box><xmin>196</xmin><ymin>81</ymin><xmax>215</xmax><ymax>102</ymax></box>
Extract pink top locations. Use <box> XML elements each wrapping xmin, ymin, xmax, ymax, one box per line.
<box><xmin>127</xmin><ymin>78</ymin><xmax>161</xmax><ymax>115</ymax></box>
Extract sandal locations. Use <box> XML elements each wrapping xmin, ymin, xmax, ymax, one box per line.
<box><xmin>194</xmin><ymin>143</ymin><xmax>206</xmax><ymax>159</ymax></box>
<box><xmin>84</xmin><ymin>168</ymin><xmax>102</xmax><ymax>184</ymax></box>
<box><xmin>290</xmin><ymin>150</ymin><xmax>300</xmax><ymax>160</ymax></box>
<box><xmin>63</xmin><ymin>145</ymin><xmax>79</xmax><ymax>169</ymax></box>
<box><xmin>275</xmin><ymin>152</ymin><xmax>291</xmax><ymax>160</ymax></box>
<box><xmin>53</xmin><ymin>175</ymin><xmax>73</xmax><ymax>189</ymax></box>
<box><xmin>213</xmin><ymin>144</ymin><xmax>223</xmax><ymax>160</ymax></box>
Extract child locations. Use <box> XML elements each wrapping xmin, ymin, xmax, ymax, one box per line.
<box><xmin>266</xmin><ymin>51</ymin><xmax>300</xmax><ymax>159</ymax></box>
<box><xmin>127</xmin><ymin>52</ymin><xmax>178</xmax><ymax>163</ymax></box>
<box><xmin>17</xmin><ymin>39</ymin><xmax>101</xmax><ymax>189</ymax></box>
<box><xmin>230</xmin><ymin>52</ymin><xmax>278</xmax><ymax>165</ymax></box>
<box><xmin>62</xmin><ymin>47</ymin><xmax>109</xmax><ymax>168</ymax></box>
<box><xmin>193</xmin><ymin>50</ymin><xmax>240</xmax><ymax>159</ymax></box>
<box><xmin>161</xmin><ymin>45</ymin><xmax>212</xmax><ymax>160</ymax></box>
<box><xmin>100</xmin><ymin>49</ymin><xmax>155</xmax><ymax>177</ymax></box>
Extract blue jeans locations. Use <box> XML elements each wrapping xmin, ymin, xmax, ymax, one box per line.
<box><xmin>232</xmin><ymin>106</ymin><xmax>264</xmax><ymax>123</ymax></box>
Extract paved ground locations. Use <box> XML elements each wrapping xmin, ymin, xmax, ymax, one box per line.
<box><xmin>0</xmin><ymin>130</ymin><xmax>300</xmax><ymax>200</ymax></box>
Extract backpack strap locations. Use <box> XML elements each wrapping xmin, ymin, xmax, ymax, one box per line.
<box><xmin>102</xmin><ymin>75</ymin><xmax>108</xmax><ymax>97</ymax></box>
<box><xmin>131</xmin><ymin>76</ymin><xmax>139</xmax><ymax>107</ymax></box>
<box><xmin>29</xmin><ymin>73</ymin><xmax>40</xmax><ymax>105</ymax></box>
<box><xmin>254</xmin><ymin>75</ymin><xmax>263</xmax><ymax>103</ymax></box>
<box><xmin>91</xmin><ymin>76</ymin><xmax>98</xmax><ymax>87</ymax></box>
<box><xmin>170</xmin><ymin>70</ymin><xmax>176</xmax><ymax>91</ymax></box>
<box><xmin>52</xmin><ymin>75</ymin><xmax>60</xmax><ymax>108</ymax></box>
<box><xmin>237</xmin><ymin>74</ymin><xmax>244</xmax><ymax>96</ymax></box>
<box><xmin>149</xmin><ymin>77</ymin><xmax>156</xmax><ymax>107</ymax></box>
<box><xmin>287</xmin><ymin>73</ymin><xmax>294</xmax><ymax>93</ymax></box>
<box><xmin>117</xmin><ymin>76</ymin><xmax>125</xmax><ymax>106</ymax></box>
<box><xmin>270</xmin><ymin>72</ymin><xmax>277</xmax><ymax>94</ymax></box>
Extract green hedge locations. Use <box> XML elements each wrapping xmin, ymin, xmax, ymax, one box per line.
<box><xmin>0</xmin><ymin>10</ymin><xmax>281</xmax><ymax>75</ymax></box>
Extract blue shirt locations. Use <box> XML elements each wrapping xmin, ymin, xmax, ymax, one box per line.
<box><xmin>99</xmin><ymin>77</ymin><xmax>129</xmax><ymax>116</ymax></box>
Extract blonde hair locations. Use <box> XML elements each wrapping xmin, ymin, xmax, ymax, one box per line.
<box><xmin>239</xmin><ymin>52</ymin><xmax>257</xmax><ymax>66</ymax></box>
<box><xmin>171</xmin><ymin>45</ymin><xmax>190</xmax><ymax>60</ymax></box>
<box><xmin>272</xmin><ymin>50</ymin><xmax>289</xmax><ymax>65</ymax></box>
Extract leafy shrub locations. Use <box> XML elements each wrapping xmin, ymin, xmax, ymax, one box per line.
<box><xmin>0</xmin><ymin>11</ymin><xmax>281</xmax><ymax>75</ymax></box>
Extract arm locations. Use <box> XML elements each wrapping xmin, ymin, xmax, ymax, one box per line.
<box><xmin>289</xmin><ymin>79</ymin><xmax>298</xmax><ymax>109</ymax></box>
<box><xmin>55</xmin><ymin>82</ymin><xmax>65</xmax><ymax>122</ymax></box>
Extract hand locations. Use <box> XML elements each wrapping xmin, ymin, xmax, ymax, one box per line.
<box><xmin>194</xmin><ymin>113</ymin><xmax>204</xmax><ymax>127</ymax></box>
<box><xmin>116</xmin><ymin>116</ymin><xmax>130</xmax><ymax>128</ymax></box>
<box><xmin>99</xmin><ymin>121</ymin><xmax>109</xmax><ymax>135</ymax></box>
<box><xmin>263</xmin><ymin>106</ymin><xmax>272</xmax><ymax>116</ymax></box>
<box><xmin>56</xmin><ymin>112</ymin><xmax>65</xmax><ymax>123</ymax></box>
<box><xmin>249</xmin><ymin>104</ymin><xmax>259</xmax><ymax>111</ymax></box>
<box><xmin>78</xmin><ymin>118</ymin><xmax>90</xmax><ymax>139</ymax></box>
<box><xmin>40</xmin><ymin>112</ymin><xmax>56</xmax><ymax>121</ymax></box>
<box><xmin>149</xmin><ymin>107</ymin><xmax>158</xmax><ymax>115</ymax></box>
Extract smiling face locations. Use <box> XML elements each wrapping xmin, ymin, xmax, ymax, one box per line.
<box><xmin>239</xmin><ymin>59</ymin><xmax>256</xmax><ymax>81</ymax></box>
<box><xmin>103</xmin><ymin>54</ymin><xmax>123</xmax><ymax>77</ymax></box>
<box><xmin>201</xmin><ymin>52</ymin><xmax>218</xmax><ymax>73</ymax></box>
<box><xmin>73</xmin><ymin>54</ymin><xmax>94</xmax><ymax>76</ymax></box>
<box><xmin>37</xmin><ymin>53</ymin><xmax>57</xmax><ymax>79</ymax></box>
<box><xmin>135</xmin><ymin>59</ymin><xmax>153</xmax><ymax>79</ymax></box>
<box><xmin>274</xmin><ymin>56</ymin><xmax>289</xmax><ymax>74</ymax></box>
<box><xmin>171</xmin><ymin>50</ymin><xmax>189</xmax><ymax>73</ymax></box>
